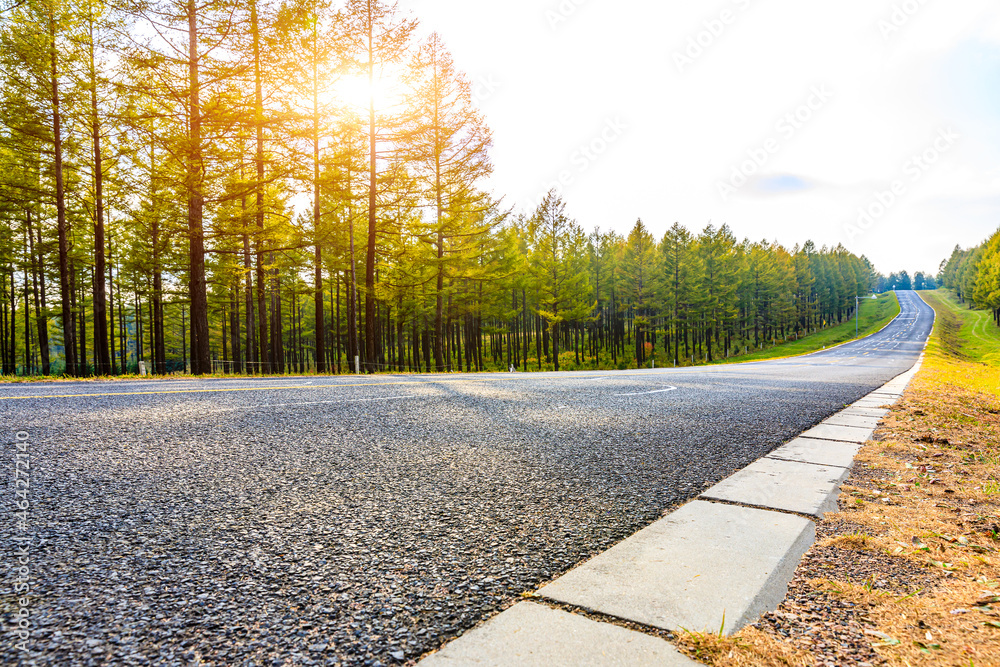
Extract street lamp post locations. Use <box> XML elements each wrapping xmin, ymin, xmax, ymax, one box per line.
<box><xmin>856</xmin><ymin>294</ymin><xmax>878</xmax><ymax>337</ymax></box>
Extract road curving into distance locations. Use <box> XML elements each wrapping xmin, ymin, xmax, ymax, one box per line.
<box><xmin>0</xmin><ymin>291</ymin><xmax>934</xmax><ymax>666</ymax></box>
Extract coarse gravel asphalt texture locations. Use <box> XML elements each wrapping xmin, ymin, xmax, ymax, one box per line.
<box><xmin>1</xmin><ymin>291</ymin><xmax>934</xmax><ymax>667</ymax></box>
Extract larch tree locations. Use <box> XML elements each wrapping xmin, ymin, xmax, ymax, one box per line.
<box><xmin>81</xmin><ymin>0</ymin><xmax>114</xmax><ymax>374</ymax></box>
<box><xmin>621</xmin><ymin>218</ymin><xmax>656</xmax><ymax>366</ymax></box>
<box><xmin>660</xmin><ymin>221</ymin><xmax>696</xmax><ymax>365</ymax></box>
<box><xmin>278</xmin><ymin>0</ymin><xmax>339</xmax><ymax>372</ymax></box>
<box><xmin>339</xmin><ymin>0</ymin><xmax>416</xmax><ymax>371</ymax></box>
<box><xmin>696</xmin><ymin>223</ymin><xmax>737</xmax><ymax>360</ymax></box>
<box><xmin>406</xmin><ymin>31</ymin><xmax>493</xmax><ymax>371</ymax></box>
<box><xmin>0</xmin><ymin>0</ymin><xmax>81</xmax><ymax>375</ymax></box>
<box><xmin>530</xmin><ymin>189</ymin><xmax>588</xmax><ymax>372</ymax></box>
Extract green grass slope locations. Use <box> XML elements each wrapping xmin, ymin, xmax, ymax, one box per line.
<box><xmin>920</xmin><ymin>288</ymin><xmax>1000</xmax><ymax>367</ymax></box>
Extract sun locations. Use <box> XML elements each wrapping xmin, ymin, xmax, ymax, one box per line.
<box><xmin>332</xmin><ymin>71</ymin><xmax>405</xmax><ymax>113</ymax></box>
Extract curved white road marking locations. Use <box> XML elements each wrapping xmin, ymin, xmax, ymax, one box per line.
<box><xmin>614</xmin><ymin>385</ymin><xmax>678</xmax><ymax>397</ymax></box>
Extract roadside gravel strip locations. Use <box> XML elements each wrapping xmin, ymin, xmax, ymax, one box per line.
<box><xmin>2</xmin><ymin>293</ymin><xmax>931</xmax><ymax>666</ymax></box>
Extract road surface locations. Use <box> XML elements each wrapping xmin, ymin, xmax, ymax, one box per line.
<box><xmin>0</xmin><ymin>291</ymin><xmax>933</xmax><ymax>665</ymax></box>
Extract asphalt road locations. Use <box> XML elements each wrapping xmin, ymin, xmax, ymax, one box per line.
<box><xmin>1</xmin><ymin>291</ymin><xmax>934</xmax><ymax>666</ymax></box>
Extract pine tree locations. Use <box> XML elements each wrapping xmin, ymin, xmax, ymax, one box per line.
<box><xmin>660</xmin><ymin>222</ymin><xmax>697</xmax><ymax>365</ymax></box>
<box><xmin>530</xmin><ymin>190</ymin><xmax>588</xmax><ymax>372</ymax></box>
<box><xmin>340</xmin><ymin>0</ymin><xmax>417</xmax><ymax>371</ymax></box>
<box><xmin>621</xmin><ymin>219</ymin><xmax>656</xmax><ymax>366</ymax></box>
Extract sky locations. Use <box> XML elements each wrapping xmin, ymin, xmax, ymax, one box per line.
<box><xmin>396</xmin><ymin>0</ymin><xmax>1000</xmax><ymax>277</ymax></box>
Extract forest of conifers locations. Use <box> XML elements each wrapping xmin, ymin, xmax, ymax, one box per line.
<box><xmin>940</xmin><ymin>228</ymin><xmax>1000</xmax><ymax>325</ymax></box>
<box><xmin>0</xmin><ymin>0</ymin><xmax>882</xmax><ymax>377</ymax></box>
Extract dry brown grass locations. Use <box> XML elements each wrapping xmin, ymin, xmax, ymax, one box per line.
<box><xmin>819</xmin><ymin>532</ymin><xmax>878</xmax><ymax>551</ymax></box>
<box><xmin>675</xmin><ymin>626</ymin><xmax>814</xmax><ymax>667</ymax></box>
<box><xmin>818</xmin><ymin>372</ymin><xmax>1000</xmax><ymax>666</ymax></box>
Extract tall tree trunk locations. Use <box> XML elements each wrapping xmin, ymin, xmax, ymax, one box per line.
<box><xmin>27</xmin><ymin>210</ymin><xmax>50</xmax><ymax>375</ymax></box>
<box><xmin>150</xmin><ymin>141</ymin><xmax>166</xmax><ymax>375</ymax></box>
<box><xmin>23</xmin><ymin>229</ymin><xmax>31</xmax><ymax>373</ymax></box>
<box><xmin>433</xmin><ymin>86</ymin><xmax>444</xmax><ymax>371</ymax></box>
<box><xmin>334</xmin><ymin>274</ymin><xmax>341</xmax><ymax>373</ymax></box>
<box><xmin>396</xmin><ymin>296</ymin><xmax>404</xmax><ymax>374</ymax></box>
<box><xmin>8</xmin><ymin>270</ymin><xmax>15</xmax><ymax>374</ymax></box>
<box><xmin>243</xmin><ymin>224</ymin><xmax>255</xmax><ymax>372</ymax></box>
<box><xmin>148</xmin><ymin>291</ymin><xmax>156</xmax><ymax>371</ymax></box>
<box><xmin>134</xmin><ymin>286</ymin><xmax>142</xmax><ymax>367</ymax></box>
<box><xmin>1</xmin><ymin>271</ymin><xmax>9</xmax><ymax>375</ymax></box>
<box><xmin>221</xmin><ymin>303</ymin><xmax>228</xmax><ymax>372</ymax></box>
<box><xmin>187</xmin><ymin>0</ymin><xmax>209</xmax><ymax>374</ymax></box>
<box><xmin>88</xmin><ymin>16</ymin><xmax>110</xmax><ymax>375</ymax></box>
<box><xmin>230</xmin><ymin>288</ymin><xmax>241</xmax><ymax>373</ymax></box>
<box><xmin>109</xmin><ymin>235</ymin><xmax>117</xmax><ymax>373</ymax></box>
<box><xmin>110</xmin><ymin>235</ymin><xmax>121</xmax><ymax>373</ymax></box>
<box><xmin>181</xmin><ymin>308</ymin><xmax>187</xmax><ymax>372</ymax></box>
<box><xmin>434</xmin><ymin>234</ymin><xmax>444</xmax><ymax>372</ymax></box>
<box><xmin>347</xmin><ymin>191</ymin><xmax>359</xmax><ymax>373</ymax></box>
<box><xmin>49</xmin><ymin>11</ymin><xmax>76</xmax><ymax>377</ymax></box>
<box><xmin>153</xmin><ymin>269</ymin><xmax>165</xmax><ymax>374</ymax></box>
<box><xmin>364</xmin><ymin>3</ymin><xmax>377</xmax><ymax>372</ymax></box>
<box><xmin>311</xmin><ymin>19</ymin><xmax>325</xmax><ymax>374</ymax></box>
<box><xmin>76</xmin><ymin>264</ymin><xmax>86</xmax><ymax>374</ymax></box>
<box><xmin>239</xmin><ymin>148</ymin><xmax>256</xmax><ymax>373</ymax></box>
<box><xmin>251</xmin><ymin>0</ymin><xmax>269</xmax><ymax>374</ymax></box>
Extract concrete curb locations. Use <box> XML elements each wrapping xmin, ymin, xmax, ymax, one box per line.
<box><xmin>418</xmin><ymin>602</ymin><xmax>698</xmax><ymax>666</ymax></box>
<box><xmin>417</xmin><ymin>324</ymin><xmax>928</xmax><ymax>665</ymax></box>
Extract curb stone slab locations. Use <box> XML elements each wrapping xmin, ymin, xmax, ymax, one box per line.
<box><xmin>537</xmin><ymin>501</ymin><xmax>814</xmax><ymax>635</ymax></box>
<box><xmin>417</xmin><ymin>602</ymin><xmax>699</xmax><ymax>666</ymax></box>
<box><xmin>840</xmin><ymin>406</ymin><xmax>889</xmax><ymax>419</ymax></box>
<box><xmin>822</xmin><ymin>413</ymin><xmax>881</xmax><ymax>429</ymax></box>
<box><xmin>798</xmin><ymin>423</ymin><xmax>874</xmax><ymax>444</ymax></box>
<box><xmin>766</xmin><ymin>437</ymin><xmax>862</xmax><ymax>469</ymax></box>
<box><xmin>852</xmin><ymin>398</ymin><xmax>892</xmax><ymax>409</ymax></box>
<box><xmin>700</xmin><ymin>457</ymin><xmax>850</xmax><ymax>517</ymax></box>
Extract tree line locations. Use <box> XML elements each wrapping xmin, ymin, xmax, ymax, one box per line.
<box><xmin>940</xmin><ymin>228</ymin><xmax>1000</xmax><ymax>326</ymax></box>
<box><xmin>0</xmin><ymin>0</ymin><xmax>881</xmax><ymax>377</ymax></box>
<box><xmin>876</xmin><ymin>270</ymin><xmax>936</xmax><ymax>293</ymax></box>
